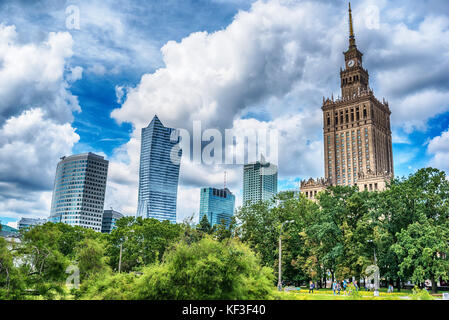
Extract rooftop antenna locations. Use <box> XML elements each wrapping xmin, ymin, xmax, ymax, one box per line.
<box><xmin>224</xmin><ymin>171</ymin><xmax>227</xmax><ymax>190</ymax></box>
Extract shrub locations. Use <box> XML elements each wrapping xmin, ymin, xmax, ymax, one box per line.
<box><xmin>81</xmin><ymin>236</ymin><xmax>275</xmax><ymax>300</ymax></box>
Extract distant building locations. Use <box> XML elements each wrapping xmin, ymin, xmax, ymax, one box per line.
<box><xmin>17</xmin><ymin>218</ymin><xmax>46</xmax><ymax>230</ymax></box>
<box><xmin>136</xmin><ymin>115</ymin><xmax>182</xmax><ymax>223</ymax></box>
<box><xmin>0</xmin><ymin>224</ymin><xmax>19</xmax><ymax>238</ymax></box>
<box><xmin>199</xmin><ymin>187</ymin><xmax>235</xmax><ymax>227</ymax></box>
<box><xmin>243</xmin><ymin>158</ymin><xmax>278</xmax><ymax>206</ymax></box>
<box><xmin>49</xmin><ymin>152</ymin><xmax>109</xmax><ymax>232</ymax></box>
<box><xmin>101</xmin><ymin>209</ymin><xmax>124</xmax><ymax>233</ymax></box>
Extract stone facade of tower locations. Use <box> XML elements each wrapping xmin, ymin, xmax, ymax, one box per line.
<box><xmin>301</xmin><ymin>4</ymin><xmax>394</xmax><ymax>200</ymax></box>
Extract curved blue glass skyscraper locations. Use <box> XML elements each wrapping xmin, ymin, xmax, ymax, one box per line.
<box><xmin>136</xmin><ymin>115</ymin><xmax>182</xmax><ymax>223</ymax></box>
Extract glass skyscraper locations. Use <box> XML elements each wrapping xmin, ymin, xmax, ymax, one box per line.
<box><xmin>243</xmin><ymin>159</ymin><xmax>278</xmax><ymax>206</ymax></box>
<box><xmin>136</xmin><ymin>115</ymin><xmax>182</xmax><ymax>223</ymax></box>
<box><xmin>49</xmin><ymin>152</ymin><xmax>109</xmax><ymax>232</ymax></box>
<box><xmin>199</xmin><ymin>187</ymin><xmax>235</xmax><ymax>227</ymax></box>
<box><xmin>101</xmin><ymin>209</ymin><xmax>124</xmax><ymax>233</ymax></box>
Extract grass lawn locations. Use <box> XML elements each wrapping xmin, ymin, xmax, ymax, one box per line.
<box><xmin>274</xmin><ymin>287</ymin><xmax>444</xmax><ymax>300</ymax></box>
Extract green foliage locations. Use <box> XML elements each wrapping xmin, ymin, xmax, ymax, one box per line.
<box><xmin>235</xmin><ymin>192</ymin><xmax>313</xmax><ymax>284</ymax></box>
<box><xmin>105</xmin><ymin>217</ymin><xmax>183</xmax><ymax>272</ymax></box>
<box><xmin>211</xmin><ymin>217</ymin><xmax>237</xmax><ymax>241</ymax></box>
<box><xmin>82</xmin><ymin>236</ymin><xmax>274</xmax><ymax>300</ymax></box>
<box><xmin>197</xmin><ymin>214</ymin><xmax>212</xmax><ymax>234</ymax></box>
<box><xmin>410</xmin><ymin>286</ymin><xmax>435</xmax><ymax>300</ymax></box>
<box><xmin>235</xmin><ymin>168</ymin><xmax>449</xmax><ymax>292</ymax></box>
<box><xmin>75</xmin><ymin>238</ymin><xmax>111</xmax><ymax>281</ymax></box>
<box><xmin>0</xmin><ymin>237</ymin><xmax>26</xmax><ymax>299</ymax></box>
<box><xmin>392</xmin><ymin>219</ymin><xmax>449</xmax><ymax>292</ymax></box>
<box><xmin>76</xmin><ymin>272</ymin><xmax>138</xmax><ymax>300</ymax></box>
<box><xmin>2</xmin><ymin>167</ymin><xmax>448</xmax><ymax>299</ymax></box>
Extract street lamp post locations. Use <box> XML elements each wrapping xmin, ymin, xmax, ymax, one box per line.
<box><xmin>118</xmin><ymin>242</ymin><xmax>123</xmax><ymax>273</ymax></box>
<box><xmin>118</xmin><ymin>230</ymin><xmax>134</xmax><ymax>273</ymax></box>
<box><xmin>278</xmin><ymin>220</ymin><xmax>294</xmax><ymax>291</ymax></box>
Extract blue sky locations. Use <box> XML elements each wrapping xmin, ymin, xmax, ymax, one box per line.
<box><xmin>1</xmin><ymin>0</ymin><xmax>449</xmax><ymax>227</ymax></box>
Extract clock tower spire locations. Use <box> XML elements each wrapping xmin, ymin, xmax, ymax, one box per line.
<box><xmin>341</xmin><ymin>2</ymin><xmax>368</xmax><ymax>98</ymax></box>
<box><xmin>349</xmin><ymin>2</ymin><xmax>356</xmax><ymax>49</ymax></box>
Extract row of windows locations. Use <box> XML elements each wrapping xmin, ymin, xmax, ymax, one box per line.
<box><xmin>326</xmin><ymin>107</ymin><xmax>368</xmax><ymax>126</ymax></box>
<box><xmin>342</xmin><ymin>74</ymin><xmax>361</xmax><ymax>85</ymax></box>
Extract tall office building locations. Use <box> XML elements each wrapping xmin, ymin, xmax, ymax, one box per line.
<box><xmin>301</xmin><ymin>3</ymin><xmax>394</xmax><ymax>200</ymax></box>
<box><xmin>101</xmin><ymin>209</ymin><xmax>124</xmax><ymax>233</ymax></box>
<box><xmin>199</xmin><ymin>187</ymin><xmax>235</xmax><ymax>227</ymax></box>
<box><xmin>136</xmin><ymin>115</ymin><xmax>182</xmax><ymax>223</ymax></box>
<box><xmin>49</xmin><ymin>153</ymin><xmax>109</xmax><ymax>232</ymax></box>
<box><xmin>243</xmin><ymin>158</ymin><xmax>278</xmax><ymax>206</ymax></box>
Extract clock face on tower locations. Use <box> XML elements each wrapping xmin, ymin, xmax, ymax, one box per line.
<box><xmin>347</xmin><ymin>59</ymin><xmax>355</xmax><ymax>68</ymax></box>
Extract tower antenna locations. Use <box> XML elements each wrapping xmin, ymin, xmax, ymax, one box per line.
<box><xmin>224</xmin><ymin>171</ymin><xmax>227</xmax><ymax>189</ymax></box>
<box><xmin>348</xmin><ymin>2</ymin><xmax>356</xmax><ymax>48</ymax></box>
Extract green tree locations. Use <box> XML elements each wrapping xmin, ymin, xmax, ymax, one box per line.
<box><xmin>197</xmin><ymin>214</ymin><xmax>212</xmax><ymax>234</ymax></box>
<box><xmin>0</xmin><ymin>237</ymin><xmax>25</xmax><ymax>299</ymax></box>
<box><xmin>75</xmin><ymin>238</ymin><xmax>110</xmax><ymax>281</ymax></box>
<box><xmin>375</xmin><ymin>168</ymin><xmax>449</xmax><ymax>290</ymax></box>
<box><xmin>82</xmin><ymin>236</ymin><xmax>275</xmax><ymax>300</ymax></box>
<box><xmin>235</xmin><ymin>200</ymin><xmax>279</xmax><ymax>268</ymax></box>
<box><xmin>20</xmin><ymin>223</ymin><xmax>72</xmax><ymax>299</ymax></box>
<box><xmin>311</xmin><ymin>186</ymin><xmax>358</xmax><ymax>284</ymax></box>
<box><xmin>106</xmin><ymin>217</ymin><xmax>183</xmax><ymax>272</ymax></box>
<box><xmin>236</xmin><ymin>192</ymin><xmax>316</xmax><ymax>286</ymax></box>
<box><xmin>392</xmin><ymin>218</ymin><xmax>449</xmax><ymax>293</ymax></box>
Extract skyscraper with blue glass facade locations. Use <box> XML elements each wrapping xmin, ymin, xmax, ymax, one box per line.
<box><xmin>136</xmin><ymin>115</ymin><xmax>182</xmax><ymax>223</ymax></box>
<box><xmin>199</xmin><ymin>187</ymin><xmax>235</xmax><ymax>227</ymax></box>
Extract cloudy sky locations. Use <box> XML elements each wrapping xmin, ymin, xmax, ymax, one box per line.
<box><xmin>1</xmin><ymin>0</ymin><xmax>449</xmax><ymax>227</ymax></box>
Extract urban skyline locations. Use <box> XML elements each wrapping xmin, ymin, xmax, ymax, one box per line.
<box><xmin>1</xmin><ymin>0</ymin><xmax>449</xmax><ymax>228</ymax></box>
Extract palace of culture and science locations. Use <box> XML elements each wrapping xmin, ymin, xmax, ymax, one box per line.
<box><xmin>301</xmin><ymin>3</ymin><xmax>394</xmax><ymax>200</ymax></box>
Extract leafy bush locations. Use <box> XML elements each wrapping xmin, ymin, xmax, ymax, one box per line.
<box><xmin>81</xmin><ymin>236</ymin><xmax>274</xmax><ymax>300</ymax></box>
<box><xmin>411</xmin><ymin>286</ymin><xmax>434</xmax><ymax>300</ymax></box>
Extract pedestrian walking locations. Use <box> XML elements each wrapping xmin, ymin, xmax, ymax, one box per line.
<box><xmin>387</xmin><ymin>284</ymin><xmax>393</xmax><ymax>293</ymax></box>
<box><xmin>309</xmin><ymin>281</ymin><xmax>315</xmax><ymax>293</ymax></box>
<box><xmin>332</xmin><ymin>281</ymin><xmax>337</xmax><ymax>295</ymax></box>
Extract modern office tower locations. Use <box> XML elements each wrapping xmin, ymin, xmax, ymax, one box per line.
<box><xmin>199</xmin><ymin>187</ymin><xmax>235</xmax><ymax>227</ymax></box>
<box><xmin>49</xmin><ymin>152</ymin><xmax>109</xmax><ymax>232</ymax></box>
<box><xmin>101</xmin><ymin>209</ymin><xmax>124</xmax><ymax>233</ymax></box>
<box><xmin>136</xmin><ymin>115</ymin><xmax>182</xmax><ymax>223</ymax></box>
<box><xmin>17</xmin><ymin>217</ymin><xmax>47</xmax><ymax>230</ymax></box>
<box><xmin>243</xmin><ymin>158</ymin><xmax>278</xmax><ymax>206</ymax></box>
<box><xmin>301</xmin><ymin>3</ymin><xmax>394</xmax><ymax>200</ymax></box>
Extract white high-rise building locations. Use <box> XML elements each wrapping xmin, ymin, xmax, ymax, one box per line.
<box><xmin>243</xmin><ymin>158</ymin><xmax>278</xmax><ymax>206</ymax></box>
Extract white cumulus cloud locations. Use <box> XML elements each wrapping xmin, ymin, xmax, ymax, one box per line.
<box><xmin>0</xmin><ymin>25</ymin><xmax>81</xmax><ymax>221</ymax></box>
